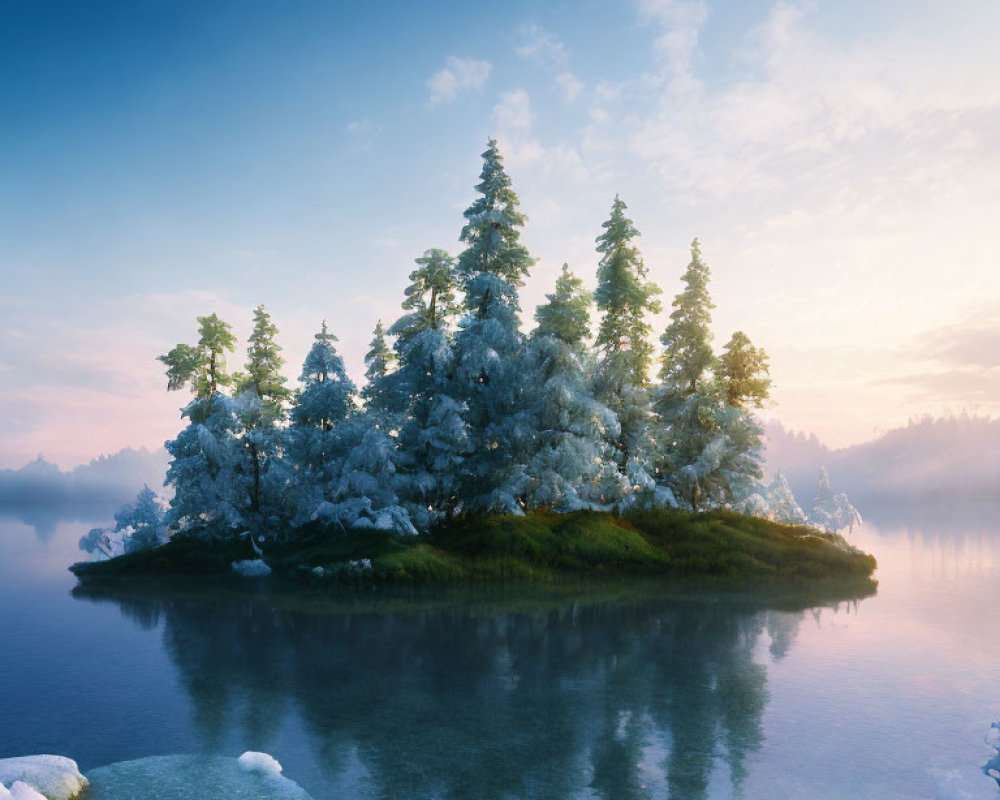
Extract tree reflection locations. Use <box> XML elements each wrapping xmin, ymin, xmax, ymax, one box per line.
<box><xmin>74</xmin><ymin>581</ymin><xmax>874</xmax><ymax>800</ymax></box>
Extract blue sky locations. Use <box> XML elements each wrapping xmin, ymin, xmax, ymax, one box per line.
<box><xmin>3</xmin><ymin>0</ymin><xmax>999</xmax><ymax>467</ymax></box>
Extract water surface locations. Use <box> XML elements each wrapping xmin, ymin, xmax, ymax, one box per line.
<box><xmin>1</xmin><ymin>506</ymin><xmax>998</xmax><ymax>799</ymax></box>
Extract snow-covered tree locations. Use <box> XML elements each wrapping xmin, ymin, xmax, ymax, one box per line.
<box><xmin>159</xmin><ymin>314</ymin><xmax>244</xmax><ymax>537</ymax></box>
<box><xmin>593</xmin><ymin>196</ymin><xmax>663</xmax><ymax>506</ymax></box>
<box><xmin>114</xmin><ymin>484</ymin><xmax>169</xmax><ymax>552</ymax></box>
<box><xmin>656</xmin><ymin>241</ymin><xmax>770</xmax><ymax>511</ymax></box>
<box><xmin>522</xmin><ymin>265</ymin><xmax>618</xmax><ymax>510</ymax></box>
<box><xmin>655</xmin><ymin>238</ymin><xmax>721</xmax><ymax>510</ymax></box>
<box><xmin>834</xmin><ymin>492</ymin><xmax>862</xmax><ymax>534</ymax></box>
<box><xmin>809</xmin><ymin>467</ymin><xmax>839</xmax><ymax>532</ymax></box>
<box><xmin>766</xmin><ymin>471</ymin><xmax>807</xmax><ymax>525</ymax></box>
<box><xmin>288</xmin><ymin>322</ymin><xmax>358</xmax><ymax>522</ymax></box>
<box><xmin>451</xmin><ymin>139</ymin><xmax>536</xmax><ymax>512</ymax></box>
<box><xmin>361</xmin><ymin>320</ymin><xmax>402</xmax><ymax>414</ymax></box>
<box><xmin>391</xmin><ymin>249</ymin><xmax>467</xmax><ymax>528</ymax></box>
<box><xmin>233</xmin><ymin>305</ymin><xmax>291</xmax><ymax>523</ymax></box>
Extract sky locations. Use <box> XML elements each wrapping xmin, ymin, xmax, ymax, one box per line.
<box><xmin>2</xmin><ymin>0</ymin><xmax>999</xmax><ymax>469</ymax></box>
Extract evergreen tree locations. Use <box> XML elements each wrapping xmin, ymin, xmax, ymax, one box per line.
<box><xmin>719</xmin><ymin>331</ymin><xmax>770</xmax><ymax>409</ymax></box>
<box><xmin>655</xmin><ymin>240</ymin><xmax>770</xmax><ymax>511</ymax></box>
<box><xmin>159</xmin><ymin>314</ymin><xmax>243</xmax><ymax>537</ymax></box>
<box><xmin>392</xmin><ymin>248</ymin><xmax>461</xmax><ymax>345</ymax></box>
<box><xmin>233</xmin><ymin>306</ymin><xmax>291</xmax><ymax>523</ymax></box>
<box><xmin>592</xmin><ymin>196</ymin><xmax>663</xmax><ymax>505</ymax></box>
<box><xmin>288</xmin><ymin>322</ymin><xmax>358</xmax><ymax>522</ymax></box>
<box><xmin>523</xmin><ymin>265</ymin><xmax>618</xmax><ymax>510</ymax></box>
<box><xmin>766</xmin><ymin>471</ymin><xmax>807</xmax><ymax>525</ymax></box>
<box><xmin>451</xmin><ymin>138</ymin><xmax>536</xmax><ymax>512</ymax></box>
<box><xmin>362</xmin><ymin>319</ymin><xmax>403</xmax><ymax>415</ymax></box>
<box><xmin>809</xmin><ymin>466</ymin><xmax>838</xmax><ymax>531</ymax></box>
<box><xmin>390</xmin><ymin>249</ymin><xmax>467</xmax><ymax>528</ymax></box>
<box><xmin>808</xmin><ymin>467</ymin><xmax>861</xmax><ymax>532</ymax></box>
<box><xmin>159</xmin><ymin>312</ymin><xmax>237</xmax><ymax>400</ymax></box>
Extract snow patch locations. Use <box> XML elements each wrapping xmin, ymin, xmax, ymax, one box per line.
<box><xmin>0</xmin><ymin>756</ymin><xmax>88</xmax><ymax>800</ymax></box>
<box><xmin>231</xmin><ymin>559</ymin><xmax>272</xmax><ymax>577</ymax></box>
<box><xmin>8</xmin><ymin>783</ymin><xmax>47</xmax><ymax>800</ymax></box>
<box><xmin>237</xmin><ymin>751</ymin><xmax>282</xmax><ymax>776</ymax></box>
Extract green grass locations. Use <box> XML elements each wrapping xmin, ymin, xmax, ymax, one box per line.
<box><xmin>70</xmin><ymin>509</ymin><xmax>877</xmax><ymax>590</ymax></box>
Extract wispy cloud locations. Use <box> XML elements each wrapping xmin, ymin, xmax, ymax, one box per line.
<box><xmin>515</xmin><ymin>23</ymin><xmax>569</xmax><ymax>69</ymax></box>
<box><xmin>426</xmin><ymin>56</ymin><xmax>492</xmax><ymax>105</ymax></box>
<box><xmin>554</xmin><ymin>72</ymin><xmax>584</xmax><ymax>103</ymax></box>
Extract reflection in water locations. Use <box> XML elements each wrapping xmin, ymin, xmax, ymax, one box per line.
<box><xmin>74</xmin><ymin>582</ymin><xmax>874</xmax><ymax>800</ymax></box>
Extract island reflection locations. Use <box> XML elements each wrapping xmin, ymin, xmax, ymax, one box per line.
<box><xmin>74</xmin><ymin>581</ymin><xmax>874</xmax><ymax>800</ymax></box>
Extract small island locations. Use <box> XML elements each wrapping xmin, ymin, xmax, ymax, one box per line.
<box><xmin>71</xmin><ymin>140</ymin><xmax>872</xmax><ymax>589</ymax></box>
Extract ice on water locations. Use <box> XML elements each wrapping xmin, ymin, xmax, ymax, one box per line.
<box><xmin>85</xmin><ymin>754</ymin><xmax>313</xmax><ymax>800</ymax></box>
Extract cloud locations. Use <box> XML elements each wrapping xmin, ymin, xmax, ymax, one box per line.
<box><xmin>554</xmin><ymin>72</ymin><xmax>583</xmax><ymax>102</ymax></box>
<box><xmin>635</xmin><ymin>0</ymin><xmax>708</xmax><ymax>88</ymax></box>
<box><xmin>916</xmin><ymin>319</ymin><xmax>1000</xmax><ymax>370</ymax></box>
<box><xmin>493</xmin><ymin>89</ymin><xmax>533</xmax><ymax>132</ymax></box>
<box><xmin>515</xmin><ymin>23</ymin><xmax>569</xmax><ymax>68</ymax></box>
<box><xmin>426</xmin><ymin>57</ymin><xmax>492</xmax><ymax>105</ymax></box>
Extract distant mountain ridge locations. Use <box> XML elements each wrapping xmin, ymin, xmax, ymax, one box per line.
<box><xmin>764</xmin><ymin>415</ymin><xmax>1000</xmax><ymax>506</ymax></box>
<box><xmin>0</xmin><ymin>447</ymin><xmax>170</xmax><ymax>510</ymax></box>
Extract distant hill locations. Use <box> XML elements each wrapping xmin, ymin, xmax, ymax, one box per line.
<box><xmin>0</xmin><ymin>447</ymin><xmax>170</xmax><ymax>511</ymax></box>
<box><xmin>764</xmin><ymin>415</ymin><xmax>1000</xmax><ymax>507</ymax></box>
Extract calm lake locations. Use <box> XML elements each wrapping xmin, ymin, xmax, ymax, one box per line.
<box><xmin>1</xmin><ymin>505</ymin><xmax>998</xmax><ymax>799</ymax></box>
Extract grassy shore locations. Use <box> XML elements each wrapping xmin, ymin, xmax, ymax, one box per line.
<box><xmin>70</xmin><ymin>509</ymin><xmax>877</xmax><ymax>587</ymax></box>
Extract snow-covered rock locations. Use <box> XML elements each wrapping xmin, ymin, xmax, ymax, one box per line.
<box><xmin>85</xmin><ymin>754</ymin><xmax>313</xmax><ymax>799</ymax></box>
<box><xmin>237</xmin><ymin>751</ymin><xmax>282</xmax><ymax>776</ymax></box>
<box><xmin>0</xmin><ymin>756</ymin><xmax>88</xmax><ymax>800</ymax></box>
<box><xmin>231</xmin><ymin>559</ymin><xmax>272</xmax><ymax>577</ymax></box>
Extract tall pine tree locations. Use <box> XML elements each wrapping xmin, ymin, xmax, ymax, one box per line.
<box><xmin>451</xmin><ymin>139</ymin><xmax>536</xmax><ymax>512</ymax></box>
<box><xmin>593</xmin><ymin>196</ymin><xmax>663</xmax><ymax>506</ymax></box>
<box><xmin>390</xmin><ymin>249</ymin><xmax>467</xmax><ymax>527</ymax></box>
<box><xmin>159</xmin><ymin>314</ymin><xmax>243</xmax><ymax>537</ymax></box>
<box><xmin>233</xmin><ymin>305</ymin><xmax>290</xmax><ymax>522</ymax></box>
<box><xmin>524</xmin><ymin>265</ymin><xmax>618</xmax><ymax>510</ymax></box>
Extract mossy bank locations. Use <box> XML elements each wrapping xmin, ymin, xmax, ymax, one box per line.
<box><xmin>70</xmin><ymin>510</ymin><xmax>877</xmax><ymax>588</ymax></box>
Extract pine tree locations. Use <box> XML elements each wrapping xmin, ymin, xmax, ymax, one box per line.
<box><xmin>391</xmin><ymin>249</ymin><xmax>467</xmax><ymax>527</ymax></box>
<box><xmin>363</xmin><ymin>320</ymin><xmax>394</xmax><ymax>388</ymax></box>
<box><xmin>288</xmin><ymin>322</ymin><xmax>358</xmax><ymax>522</ymax></box>
<box><xmin>719</xmin><ymin>331</ymin><xmax>770</xmax><ymax>409</ymax></box>
<box><xmin>593</xmin><ymin>196</ymin><xmax>663</xmax><ymax>505</ymax></box>
<box><xmin>451</xmin><ymin>138</ymin><xmax>536</xmax><ymax>512</ymax></box>
<box><xmin>809</xmin><ymin>466</ymin><xmax>838</xmax><ymax>531</ymax></box>
<box><xmin>233</xmin><ymin>305</ymin><xmax>291</xmax><ymax>522</ymax></box>
<box><xmin>655</xmin><ymin>241</ymin><xmax>770</xmax><ymax>511</ymax></box>
<box><xmin>159</xmin><ymin>314</ymin><xmax>243</xmax><ymax>537</ymax></box>
<box><xmin>766</xmin><ymin>471</ymin><xmax>807</xmax><ymax>525</ymax></box>
<box><xmin>523</xmin><ymin>265</ymin><xmax>618</xmax><ymax>510</ymax></box>
<box><xmin>362</xmin><ymin>319</ymin><xmax>403</xmax><ymax>415</ymax></box>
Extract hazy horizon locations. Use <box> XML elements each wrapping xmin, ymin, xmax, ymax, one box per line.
<box><xmin>3</xmin><ymin>0</ymin><xmax>999</xmax><ymax>468</ymax></box>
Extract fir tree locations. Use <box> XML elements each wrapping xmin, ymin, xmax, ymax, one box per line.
<box><xmin>362</xmin><ymin>319</ymin><xmax>403</xmax><ymax>414</ymax></box>
<box><xmin>451</xmin><ymin>138</ymin><xmax>536</xmax><ymax>512</ymax></box>
<box><xmin>523</xmin><ymin>265</ymin><xmax>618</xmax><ymax>510</ymax></box>
<box><xmin>766</xmin><ymin>471</ymin><xmax>807</xmax><ymax>525</ymax></box>
<box><xmin>288</xmin><ymin>322</ymin><xmax>358</xmax><ymax>522</ymax></box>
<box><xmin>392</xmin><ymin>249</ymin><xmax>460</xmax><ymax>345</ymax></box>
<box><xmin>719</xmin><ymin>331</ymin><xmax>770</xmax><ymax>409</ymax></box>
<box><xmin>390</xmin><ymin>249</ymin><xmax>467</xmax><ymax>527</ymax></box>
<box><xmin>656</xmin><ymin>241</ymin><xmax>761</xmax><ymax>511</ymax></box>
<box><xmin>592</xmin><ymin>196</ymin><xmax>662</xmax><ymax>505</ymax></box>
<box><xmin>159</xmin><ymin>314</ymin><xmax>243</xmax><ymax>537</ymax></box>
<box><xmin>233</xmin><ymin>306</ymin><xmax>290</xmax><ymax>521</ymax></box>
<box><xmin>809</xmin><ymin>466</ymin><xmax>838</xmax><ymax>532</ymax></box>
